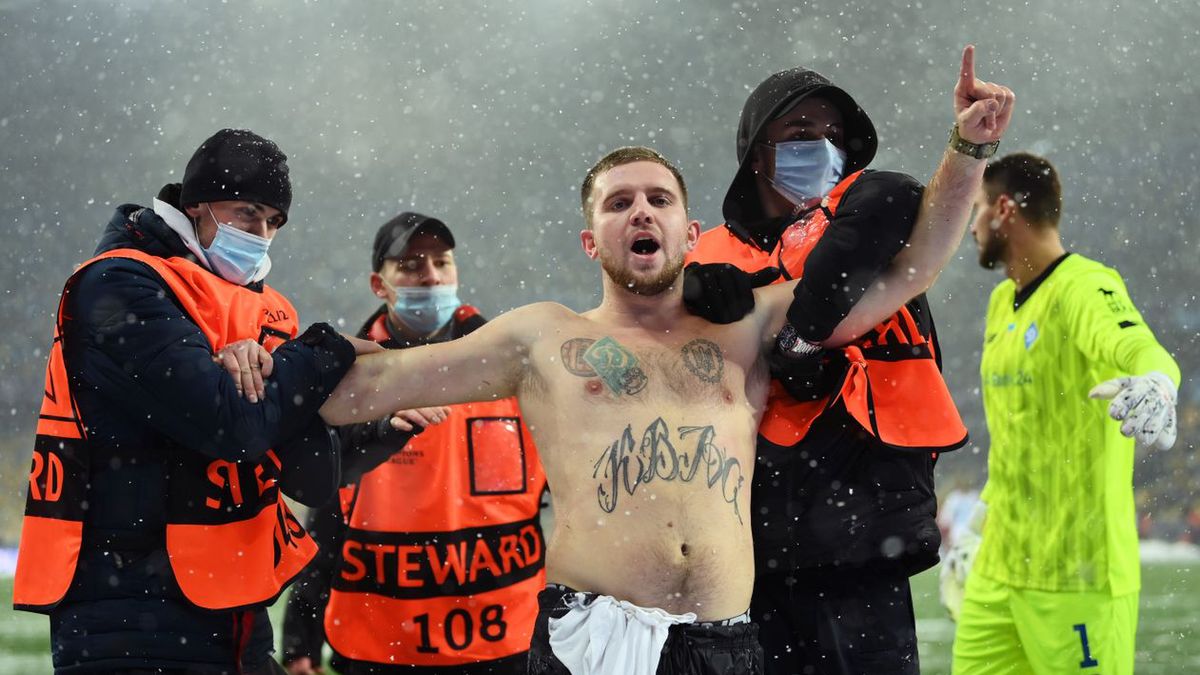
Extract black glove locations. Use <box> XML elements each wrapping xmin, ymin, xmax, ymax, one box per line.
<box><xmin>295</xmin><ymin>321</ymin><xmax>357</xmax><ymax>384</ymax></box>
<box><xmin>766</xmin><ymin>343</ymin><xmax>846</xmax><ymax>402</ymax></box>
<box><xmin>682</xmin><ymin>262</ymin><xmax>781</xmax><ymax>324</ymax></box>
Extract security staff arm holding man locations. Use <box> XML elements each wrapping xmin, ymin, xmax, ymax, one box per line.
<box><xmin>685</xmin><ymin>46</ymin><xmax>1013</xmax><ymax>674</ymax></box>
<box><xmin>15</xmin><ymin>129</ymin><xmax>359</xmax><ymax>675</ymax></box>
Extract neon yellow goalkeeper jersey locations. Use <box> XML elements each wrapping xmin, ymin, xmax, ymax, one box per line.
<box><xmin>976</xmin><ymin>253</ymin><xmax>1178</xmax><ymax>595</ymax></box>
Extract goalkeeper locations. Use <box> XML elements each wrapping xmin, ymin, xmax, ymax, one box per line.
<box><xmin>947</xmin><ymin>152</ymin><xmax>1181</xmax><ymax>675</ymax></box>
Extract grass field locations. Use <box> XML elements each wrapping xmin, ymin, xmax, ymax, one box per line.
<box><xmin>3</xmin><ymin>562</ymin><xmax>1197</xmax><ymax>673</ymax></box>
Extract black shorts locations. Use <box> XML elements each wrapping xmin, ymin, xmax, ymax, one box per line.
<box><xmin>527</xmin><ymin>584</ymin><xmax>763</xmax><ymax>675</ymax></box>
<box><xmin>752</xmin><ymin>565</ymin><xmax>919</xmax><ymax>675</ymax></box>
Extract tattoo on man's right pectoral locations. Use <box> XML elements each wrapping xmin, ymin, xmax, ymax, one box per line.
<box><xmin>560</xmin><ymin>336</ymin><xmax>647</xmax><ymax>395</ymax></box>
<box><xmin>591</xmin><ymin>417</ymin><xmax>744</xmax><ymax>523</ymax></box>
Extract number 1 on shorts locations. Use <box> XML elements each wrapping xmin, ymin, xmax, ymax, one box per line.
<box><xmin>1072</xmin><ymin>623</ymin><xmax>1100</xmax><ymax>668</ymax></box>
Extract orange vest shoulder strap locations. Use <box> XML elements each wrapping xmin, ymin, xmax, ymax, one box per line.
<box><xmin>687</xmin><ymin>225</ymin><xmax>776</xmax><ymax>270</ymax></box>
<box><xmin>89</xmin><ymin>248</ymin><xmax>299</xmax><ymax>351</ymax></box>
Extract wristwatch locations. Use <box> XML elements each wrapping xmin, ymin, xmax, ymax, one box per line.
<box><xmin>948</xmin><ymin>124</ymin><xmax>1000</xmax><ymax>159</ymax></box>
<box><xmin>776</xmin><ymin>323</ymin><xmax>822</xmax><ymax>358</ymax></box>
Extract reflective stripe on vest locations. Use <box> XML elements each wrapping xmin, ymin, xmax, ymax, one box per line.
<box><xmin>688</xmin><ymin>171</ymin><xmax>968</xmax><ymax>452</ymax></box>
<box><xmin>14</xmin><ymin>248</ymin><xmax>316</xmax><ymax>612</ymax></box>
<box><xmin>325</xmin><ymin>389</ymin><xmax>547</xmax><ymax>667</ymax></box>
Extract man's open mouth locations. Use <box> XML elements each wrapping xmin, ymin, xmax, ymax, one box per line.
<box><xmin>631</xmin><ymin>237</ymin><xmax>661</xmax><ymax>255</ymax></box>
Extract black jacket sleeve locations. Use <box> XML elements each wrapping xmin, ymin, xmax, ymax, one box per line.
<box><xmin>338</xmin><ymin>417</ymin><xmax>421</xmax><ymax>485</ymax></box>
<box><xmin>275</xmin><ymin>416</ymin><xmax>341</xmax><ymax>507</ymax></box>
<box><xmin>788</xmin><ymin>171</ymin><xmax>924</xmax><ymax>342</ymax></box>
<box><xmin>64</xmin><ymin>258</ymin><xmax>356</xmax><ymax>462</ymax></box>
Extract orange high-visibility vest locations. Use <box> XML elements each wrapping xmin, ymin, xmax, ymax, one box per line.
<box><xmin>689</xmin><ymin>171</ymin><xmax>968</xmax><ymax>452</ymax></box>
<box><xmin>325</xmin><ymin>314</ymin><xmax>547</xmax><ymax>667</ymax></box>
<box><xmin>14</xmin><ymin>248</ymin><xmax>316</xmax><ymax>612</ymax></box>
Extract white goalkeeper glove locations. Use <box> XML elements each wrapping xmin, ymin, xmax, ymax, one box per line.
<box><xmin>1088</xmin><ymin>371</ymin><xmax>1178</xmax><ymax>450</ymax></box>
<box><xmin>939</xmin><ymin>500</ymin><xmax>986</xmax><ymax>622</ymax></box>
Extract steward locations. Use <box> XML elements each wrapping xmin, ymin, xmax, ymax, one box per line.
<box><xmin>15</xmin><ymin>129</ymin><xmax>357</xmax><ymax>675</ymax></box>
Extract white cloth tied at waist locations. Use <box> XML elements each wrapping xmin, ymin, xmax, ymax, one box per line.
<box><xmin>547</xmin><ymin>592</ymin><xmax>698</xmax><ymax>675</ymax></box>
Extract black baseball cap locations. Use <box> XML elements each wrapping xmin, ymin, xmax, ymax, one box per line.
<box><xmin>371</xmin><ymin>212</ymin><xmax>456</xmax><ymax>272</ymax></box>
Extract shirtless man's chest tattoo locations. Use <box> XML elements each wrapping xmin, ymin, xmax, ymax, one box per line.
<box><xmin>557</xmin><ymin>335</ymin><xmax>744</xmax><ymax>522</ymax></box>
<box><xmin>558</xmin><ymin>335</ymin><xmax>725</xmax><ymax>396</ymax></box>
<box><xmin>591</xmin><ymin>417</ymin><xmax>746</xmax><ymax>523</ymax></box>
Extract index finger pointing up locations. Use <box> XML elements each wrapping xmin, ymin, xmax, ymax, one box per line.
<box><xmin>960</xmin><ymin>44</ymin><xmax>976</xmax><ymax>89</ymax></box>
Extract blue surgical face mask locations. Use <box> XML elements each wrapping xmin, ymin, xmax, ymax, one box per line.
<box><xmin>201</xmin><ymin>205</ymin><xmax>272</xmax><ymax>285</ymax></box>
<box><xmin>384</xmin><ymin>282</ymin><xmax>462</xmax><ymax>334</ymax></box>
<box><xmin>765</xmin><ymin>138</ymin><xmax>848</xmax><ymax>207</ymax></box>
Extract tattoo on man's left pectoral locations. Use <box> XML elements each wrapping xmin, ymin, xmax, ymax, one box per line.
<box><xmin>560</xmin><ymin>336</ymin><xmax>648</xmax><ymax>395</ymax></box>
<box><xmin>591</xmin><ymin>417</ymin><xmax>744</xmax><ymax>523</ymax></box>
<box><xmin>680</xmin><ymin>339</ymin><xmax>724</xmax><ymax>383</ymax></box>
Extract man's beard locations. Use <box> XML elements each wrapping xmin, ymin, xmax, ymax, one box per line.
<box><xmin>599</xmin><ymin>248</ymin><xmax>685</xmax><ymax>296</ymax></box>
<box><xmin>978</xmin><ymin>236</ymin><xmax>1006</xmax><ymax>270</ymax></box>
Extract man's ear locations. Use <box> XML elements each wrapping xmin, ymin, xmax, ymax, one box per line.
<box><xmin>685</xmin><ymin>219</ymin><xmax>701</xmax><ymax>251</ymax></box>
<box><xmin>996</xmin><ymin>193</ymin><xmax>1020</xmax><ymax>224</ymax></box>
<box><xmin>369</xmin><ymin>272</ymin><xmax>388</xmax><ymax>299</ymax></box>
<box><xmin>580</xmin><ymin>228</ymin><xmax>598</xmax><ymax>259</ymax></box>
<box><xmin>184</xmin><ymin>204</ymin><xmax>203</xmax><ymax>219</ymax></box>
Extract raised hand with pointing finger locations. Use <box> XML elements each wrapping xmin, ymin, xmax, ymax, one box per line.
<box><xmin>954</xmin><ymin>45</ymin><xmax>1015</xmax><ymax>150</ymax></box>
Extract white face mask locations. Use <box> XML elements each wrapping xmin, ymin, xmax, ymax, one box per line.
<box><xmin>202</xmin><ymin>204</ymin><xmax>272</xmax><ymax>285</ymax></box>
<box><xmin>764</xmin><ymin>138</ymin><xmax>847</xmax><ymax>206</ymax></box>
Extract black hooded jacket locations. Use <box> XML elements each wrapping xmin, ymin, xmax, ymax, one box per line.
<box><xmin>48</xmin><ymin>198</ymin><xmax>354</xmax><ymax>674</ymax></box>
<box><xmin>719</xmin><ymin>68</ymin><xmax>945</xmax><ymax>575</ymax></box>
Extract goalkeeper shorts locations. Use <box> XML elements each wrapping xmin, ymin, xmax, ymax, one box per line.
<box><xmin>951</xmin><ymin>573</ymin><xmax>1137</xmax><ymax>675</ymax></box>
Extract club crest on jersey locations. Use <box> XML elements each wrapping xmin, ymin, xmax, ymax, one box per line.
<box><xmin>1023</xmin><ymin>322</ymin><xmax>1039</xmax><ymax>350</ymax></box>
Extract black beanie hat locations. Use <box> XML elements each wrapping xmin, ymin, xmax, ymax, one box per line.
<box><xmin>179</xmin><ymin>129</ymin><xmax>292</xmax><ymax>223</ymax></box>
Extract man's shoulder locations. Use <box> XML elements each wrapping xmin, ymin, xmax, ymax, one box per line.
<box><xmin>490</xmin><ymin>301</ymin><xmax>583</xmax><ymax>340</ymax></box>
<box><xmin>70</xmin><ymin>253</ymin><xmax>171</xmax><ymax>293</ymax></box>
<box><xmin>841</xmin><ymin>170</ymin><xmax>924</xmax><ymax>204</ymax></box>
<box><xmin>1058</xmin><ymin>253</ymin><xmax>1122</xmax><ymax>281</ymax></box>
<box><xmin>985</xmin><ymin>279</ymin><xmax>1015</xmax><ymax>315</ymax></box>
<box><xmin>834</xmin><ymin>170</ymin><xmax>924</xmax><ymax>228</ymax></box>
<box><xmin>1053</xmin><ymin>254</ymin><xmax>1126</xmax><ymax>299</ymax></box>
<box><xmin>515</xmin><ymin>301</ymin><xmax>579</xmax><ymax>319</ymax></box>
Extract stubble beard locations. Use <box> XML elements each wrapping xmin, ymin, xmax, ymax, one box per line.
<box><xmin>978</xmin><ymin>236</ymin><xmax>1006</xmax><ymax>270</ymax></box>
<box><xmin>599</xmin><ymin>248</ymin><xmax>685</xmax><ymax>296</ymax></box>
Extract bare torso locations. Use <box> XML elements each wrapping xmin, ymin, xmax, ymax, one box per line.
<box><xmin>514</xmin><ymin>303</ymin><xmax>771</xmax><ymax>620</ymax></box>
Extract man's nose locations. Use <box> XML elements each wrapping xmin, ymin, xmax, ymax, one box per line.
<box><xmin>417</xmin><ymin>262</ymin><xmax>442</xmax><ymax>286</ymax></box>
<box><xmin>247</xmin><ymin>219</ymin><xmax>272</xmax><ymax>238</ymax></box>
<box><xmin>629</xmin><ymin>196</ymin><xmax>654</xmax><ymax>226</ymax></box>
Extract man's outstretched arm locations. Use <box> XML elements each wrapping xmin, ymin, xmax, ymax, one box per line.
<box><xmin>320</xmin><ymin>304</ymin><xmax>539</xmax><ymax>425</ymax></box>
<box><xmin>822</xmin><ymin>45</ymin><xmax>1014</xmax><ymax>346</ymax></box>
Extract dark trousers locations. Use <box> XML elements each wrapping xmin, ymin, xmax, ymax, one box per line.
<box><xmin>751</xmin><ymin>566</ymin><xmax>918</xmax><ymax>675</ymax></box>
<box><xmin>528</xmin><ymin>584</ymin><xmax>764</xmax><ymax>675</ymax></box>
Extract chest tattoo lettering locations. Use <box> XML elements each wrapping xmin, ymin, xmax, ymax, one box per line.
<box><xmin>591</xmin><ymin>417</ymin><xmax>744</xmax><ymax>523</ymax></box>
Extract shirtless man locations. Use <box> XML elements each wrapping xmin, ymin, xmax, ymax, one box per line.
<box><xmin>321</xmin><ymin>47</ymin><xmax>1011</xmax><ymax>675</ymax></box>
